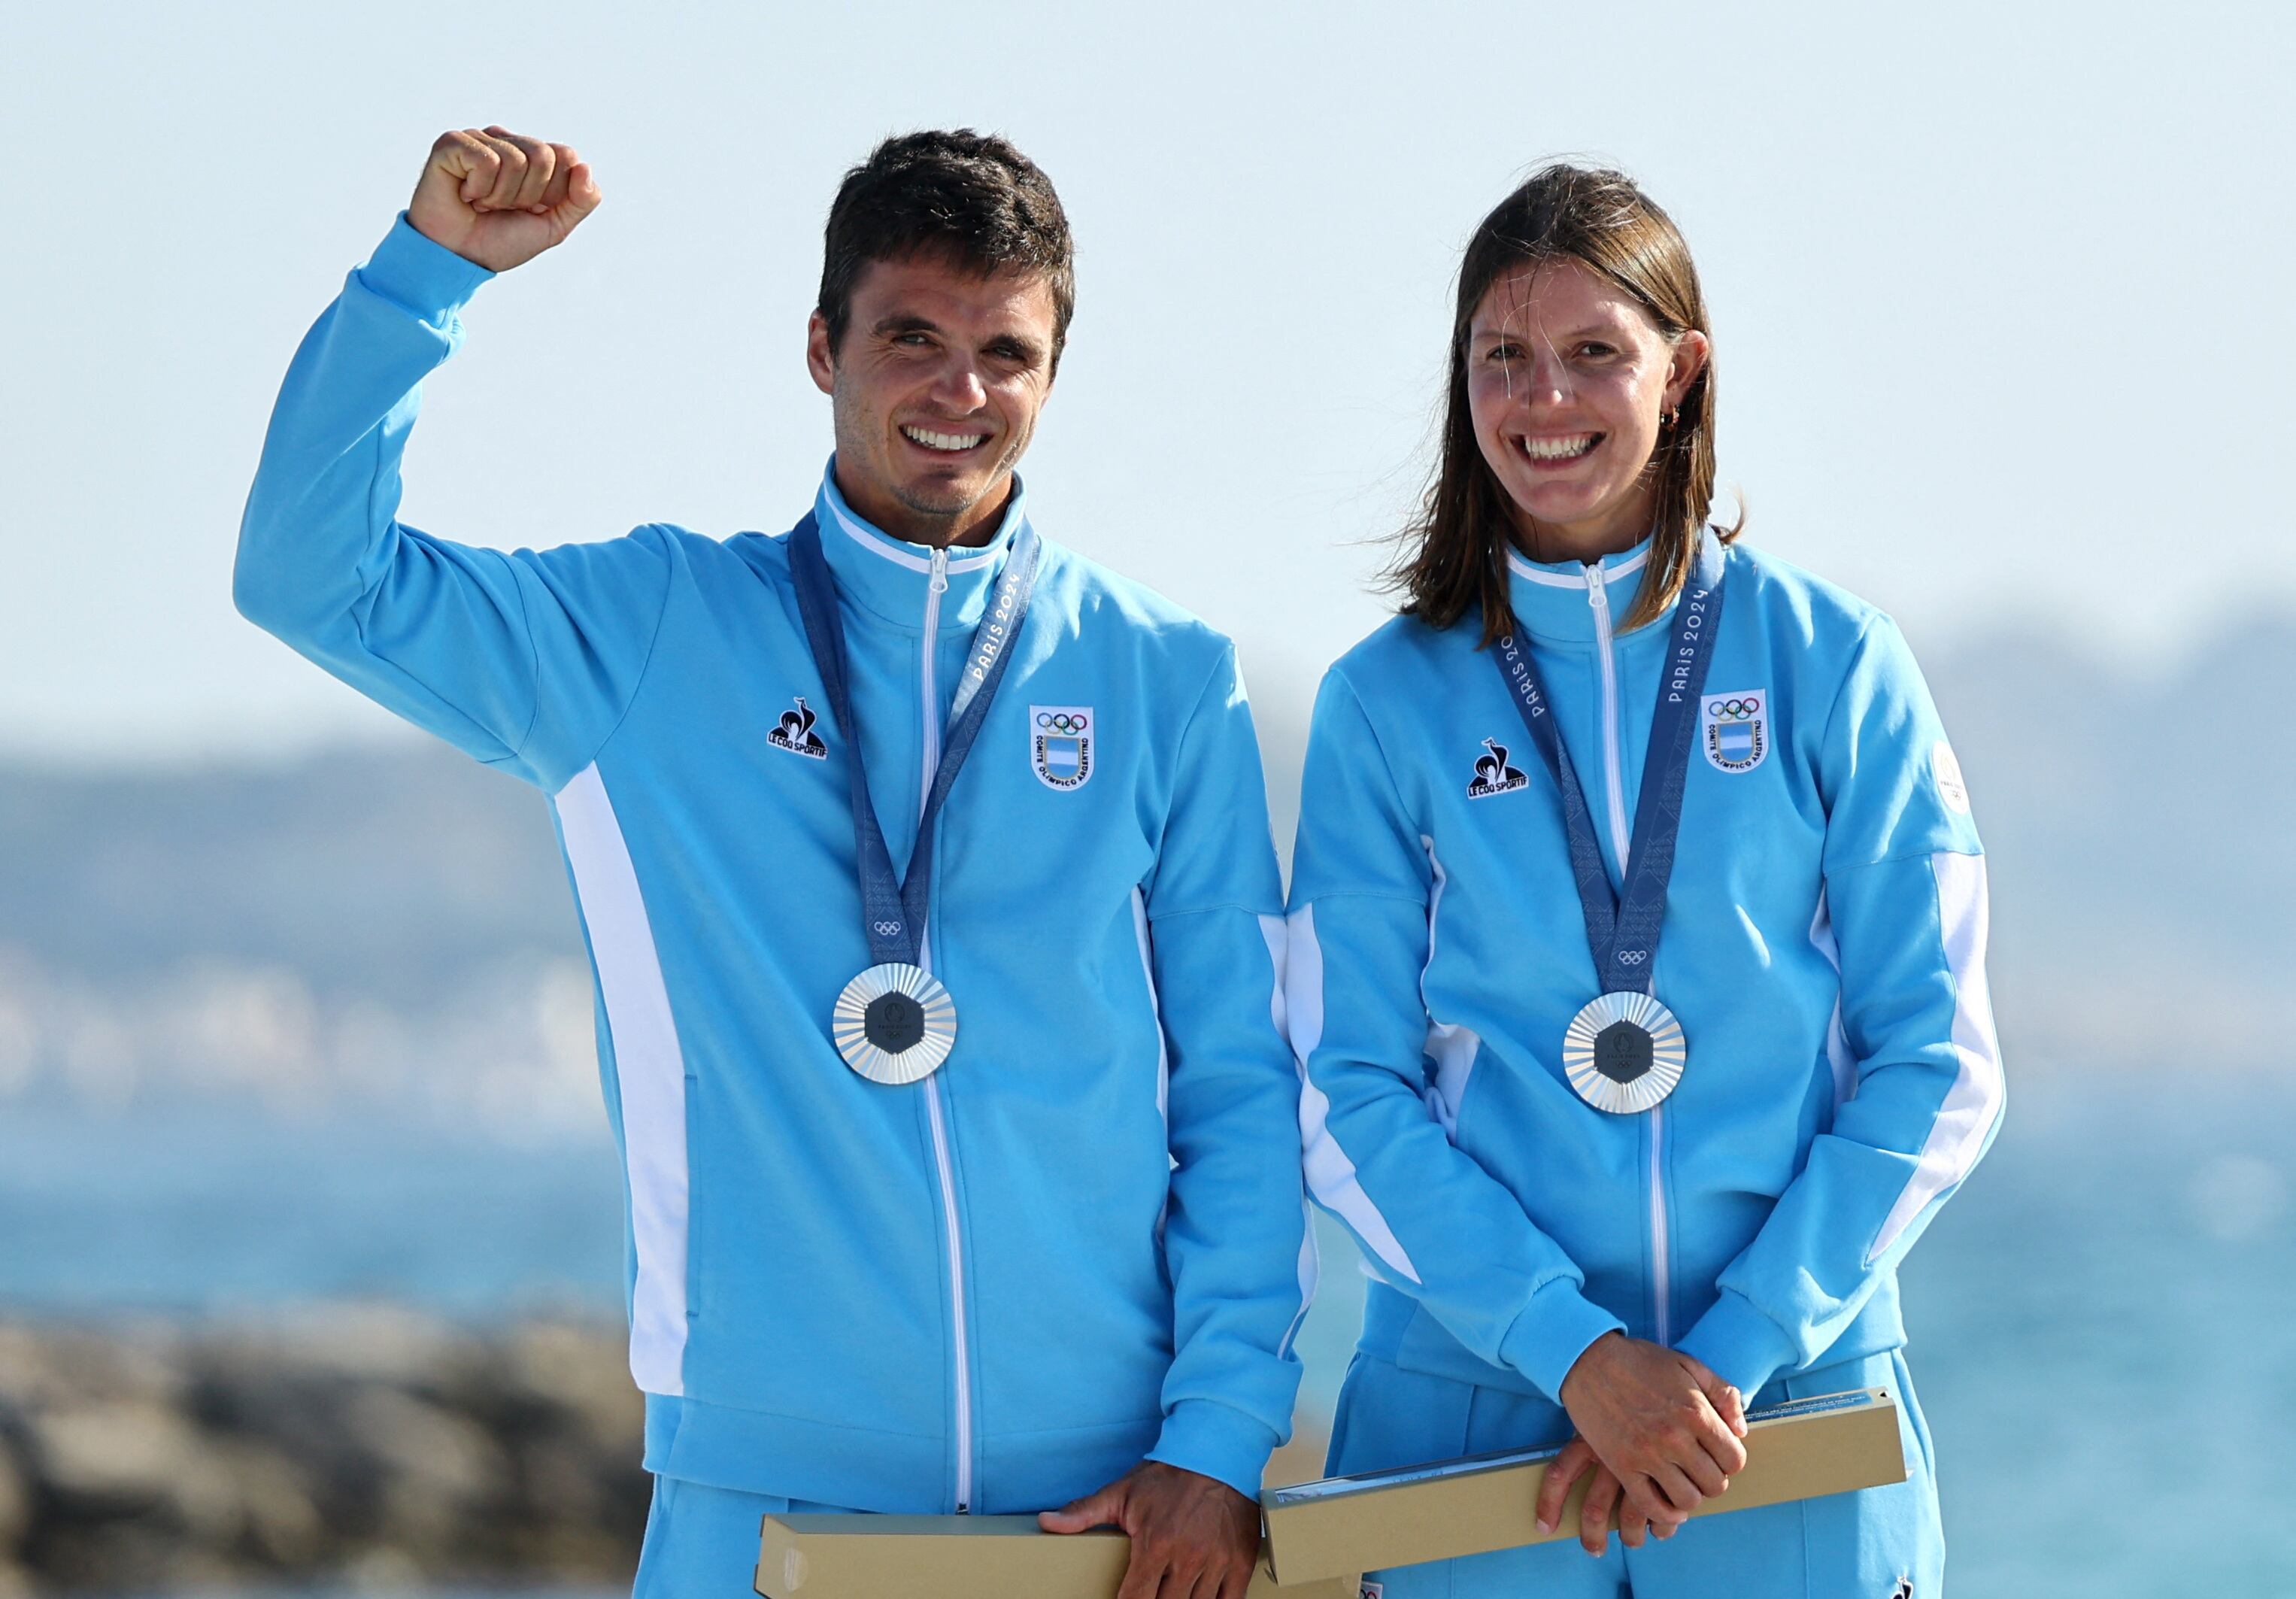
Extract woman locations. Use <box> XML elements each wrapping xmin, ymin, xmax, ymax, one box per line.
<box><xmin>1287</xmin><ymin>165</ymin><xmax>2001</xmax><ymax>1594</ymax></box>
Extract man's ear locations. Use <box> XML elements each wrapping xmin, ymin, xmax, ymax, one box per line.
<box><xmin>806</xmin><ymin>311</ymin><xmax>836</xmax><ymax>396</ymax></box>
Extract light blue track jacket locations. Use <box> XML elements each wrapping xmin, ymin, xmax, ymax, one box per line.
<box><xmin>235</xmin><ymin>217</ymin><xmax>1309</xmax><ymax>1513</ymax></box>
<box><xmin>1287</xmin><ymin>537</ymin><xmax>2003</xmax><ymax>1407</ymax></box>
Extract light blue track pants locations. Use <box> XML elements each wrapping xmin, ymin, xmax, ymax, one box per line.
<box><xmin>1327</xmin><ymin>1349</ymin><xmax>1942</xmax><ymax>1599</ymax></box>
<box><xmin>633</xmin><ymin>1477</ymin><xmax>855</xmax><ymax>1598</ymax></box>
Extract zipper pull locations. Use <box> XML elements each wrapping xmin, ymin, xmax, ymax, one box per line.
<box><xmin>930</xmin><ymin>546</ymin><xmax>950</xmax><ymax>595</ymax></box>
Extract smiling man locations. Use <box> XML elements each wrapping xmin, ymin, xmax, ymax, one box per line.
<box><xmin>235</xmin><ymin>126</ymin><xmax>1308</xmax><ymax>1597</ymax></box>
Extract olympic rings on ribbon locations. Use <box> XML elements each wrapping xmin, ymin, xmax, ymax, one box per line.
<box><xmin>1035</xmin><ymin>712</ymin><xmax>1087</xmax><ymax>734</ymax></box>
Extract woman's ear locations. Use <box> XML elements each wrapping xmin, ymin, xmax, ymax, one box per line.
<box><xmin>1666</xmin><ymin>329</ymin><xmax>1712</xmax><ymax>411</ymax></box>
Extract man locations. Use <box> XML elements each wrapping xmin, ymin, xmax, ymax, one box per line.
<box><xmin>236</xmin><ymin>125</ymin><xmax>1308</xmax><ymax>1598</ymax></box>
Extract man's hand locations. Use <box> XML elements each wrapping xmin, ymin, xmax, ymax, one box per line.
<box><xmin>408</xmin><ymin>126</ymin><xmax>602</xmax><ymax>273</ymax></box>
<box><xmin>1039</xmin><ymin>1461</ymin><xmax>1263</xmax><ymax>1599</ymax></box>
<box><xmin>1550</xmin><ymin>1332</ymin><xmax>1748</xmax><ymax>1535</ymax></box>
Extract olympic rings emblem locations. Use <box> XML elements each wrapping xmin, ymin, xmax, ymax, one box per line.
<box><xmin>871</xmin><ymin>920</ymin><xmax>903</xmax><ymax>937</ymax></box>
<box><xmin>1616</xmin><ymin>949</ymin><xmax>1649</xmax><ymax>965</ymax></box>
<box><xmin>1036</xmin><ymin>712</ymin><xmax>1088</xmax><ymax>734</ymax></box>
<box><xmin>1706</xmin><ymin>696</ymin><xmax>1759</xmax><ymax>720</ymax></box>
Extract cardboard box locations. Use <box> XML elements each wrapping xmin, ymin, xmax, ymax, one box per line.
<box><xmin>1261</xmin><ymin>1386</ymin><xmax>1906</xmax><ymax>1583</ymax></box>
<box><xmin>757</xmin><ymin>1513</ymin><xmax>1360</xmax><ymax>1599</ymax></box>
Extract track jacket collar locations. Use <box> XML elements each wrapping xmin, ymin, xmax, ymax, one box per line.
<box><xmin>813</xmin><ymin>457</ymin><xmax>1028</xmax><ymax>631</ymax></box>
<box><xmin>1504</xmin><ymin>536</ymin><xmax>1655</xmax><ymax>644</ymax></box>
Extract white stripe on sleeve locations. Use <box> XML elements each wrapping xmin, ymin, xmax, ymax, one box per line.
<box><xmin>554</xmin><ymin>763</ymin><xmax>690</xmax><ymax>1395</ymax></box>
<box><xmin>1287</xmin><ymin>904</ymin><xmax>1422</xmax><ymax>1285</ymax></box>
<box><xmin>1418</xmin><ymin>836</ymin><xmax>1481</xmax><ymax>1138</ymax></box>
<box><xmin>1868</xmin><ymin>851</ymin><xmax>2004</xmax><ymax>1262</ymax></box>
<box><xmin>1262</xmin><ymin>912</ymin><xmax>1318</xmax><ymax>1358</ymax></box>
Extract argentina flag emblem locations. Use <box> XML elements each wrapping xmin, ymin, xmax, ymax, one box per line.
<box><xmin>1030</xmin><ymin>705</ymin><xmax>1094</xmax><ymax>790</ymax></box>
<box><xmin>1702</xmin><ymin>689</ymin><xmax>1770</xmax><ymax>773</ymax></box>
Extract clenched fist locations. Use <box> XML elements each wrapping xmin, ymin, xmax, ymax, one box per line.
<box><xmin>408</xmin><ymin>126</ymin><xmax>602</xmax><ymax>273</ymax></box>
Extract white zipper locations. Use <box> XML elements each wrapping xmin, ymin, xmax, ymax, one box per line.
<box><xmin>1587</xmin><ymin>561</ymin><xmax>1671</xmax><ymax>1348</ymax></box>
<box><xmin>1583</xmin><ymin>572</ymin><xmax>1632</xmax><ymax>875</ymax></box>
<box><xmin>917</xmin><ymin>546</ymin><xmax>975</xmax><ymax>1513</ymax></box>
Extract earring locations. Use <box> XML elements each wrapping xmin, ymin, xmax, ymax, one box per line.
<box><xmin>1666</xmin><ymin>407</ymin><xmax>1681</xmax><ymax>429</ymax></box>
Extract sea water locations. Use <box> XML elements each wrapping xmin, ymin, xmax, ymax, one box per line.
<box><xmin>4</xmin><ymin>1067</ymin><xmax>2289</xmax><ymax>1597</ymax></box>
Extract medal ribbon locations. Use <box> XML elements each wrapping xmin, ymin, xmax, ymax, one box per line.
<box><xmin>788</xmin><ymin>513</ymin><xmax>1042</xmax><ymax>969</ymax></box>
<box><xmin>1488</xmin><ymin>533</ymin><xmax>1727</xmax><ymax>995</ymax></box>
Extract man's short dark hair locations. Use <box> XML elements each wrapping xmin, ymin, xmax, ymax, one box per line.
<box><xmin>817</xmin><ymin>129</ymin><xmax>1076</xmax><ymax>369</ymax></box>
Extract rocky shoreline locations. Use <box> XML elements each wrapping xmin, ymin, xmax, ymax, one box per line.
<box><xmin>0</xmin><ymin>1310</ymin><xmax>647</xmax><ymax>1594</ymax></box>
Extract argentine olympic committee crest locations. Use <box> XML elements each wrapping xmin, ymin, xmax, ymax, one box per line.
<box><xmin>1702</xmin><ymin>688</ymin><xmax>1769</xmax><ymax>773</ymax></box>
<box><xmin>1030</xmin><ymin>705</ymin><xmax>1094</xmax><ymax>790</ymax></box>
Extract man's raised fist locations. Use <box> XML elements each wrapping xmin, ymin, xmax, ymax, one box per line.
<box><xmin>408</xmin><ymin>126</ymin><xmax>601</xmax><ymax>273</ymax></box>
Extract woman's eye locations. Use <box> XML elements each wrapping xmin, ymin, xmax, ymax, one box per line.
<box><xmin>1485</xmin><ymin>343</ymin><xmax>1523</xmax><ymax>363</ymax></box>
<box><xmin>1576</xmin><ymin>342</ymin><xmax>1616</xmax><ymax>359</ymax></box>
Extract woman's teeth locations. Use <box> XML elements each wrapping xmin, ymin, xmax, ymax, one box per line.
<box><xmin>1521</xmin><ymin>433</ymin><xmax>1599</xmax><ymax>461</ymax></box>
<box><xmin>902</xmin><ymin>426</ymin><xmax>987</xmax><ymax>453</ymax></box>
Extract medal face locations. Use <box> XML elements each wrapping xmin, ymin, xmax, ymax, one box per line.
<box><xmin>1562</xmin><ymin>991</ymin><xmax>1686</xmax><ymax>1113</ymax></box>
<box><xmin>833</xmin><ymin>963</ymin><xmax>957</xmax><ymax>1085</ymax></box>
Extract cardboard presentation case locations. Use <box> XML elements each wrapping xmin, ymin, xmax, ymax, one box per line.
<box><xmin>1261</xmin><ymin>1387</ymin><xmax>1906</xmax><ymax>1584</ymax></box>
<box><xmin>753</xmin><ymin>1389</ymin><xmax>1901</xmax><ymax>1596</ymax></box>
<box><xmin>756</xmin><ymin>1513</ymin><xmax>1359</xmax><ymax>1599</ymax></box>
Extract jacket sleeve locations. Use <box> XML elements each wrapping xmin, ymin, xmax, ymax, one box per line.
<box><xmin>1137</xmin><ymin>642</ymin><xmax>1310</xmax><ymax>1499</ymax></box>
<box><xmin>233</xmin><ymin>216</ymin><xmax>673</xmax><ymax>792</ymax></box>
<box><xmin>1288</xmin><ymin>668</ymin><xmax>1625</xmax><ymax>1403</ymax></box>
<box><xmin>1676</xmin><ymin>614</ymin><xmax>2004</xmax><ymax>1397</ymax></box>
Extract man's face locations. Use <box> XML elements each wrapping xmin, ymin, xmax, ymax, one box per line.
<box><xmin>808</xmin><ymin>253</ymin><xmax>1060</xmax><ymax>548</ymax></box>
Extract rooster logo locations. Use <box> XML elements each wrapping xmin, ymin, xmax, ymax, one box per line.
<box><xmin>767</xmin><ymin>696</ymin><xmax>827</xmax><ymax>759</ymax></box>
<box><xmin>1466</xmin><ymin>737</ymin><xmax>1528</xmax><ymax>799</ymax></box>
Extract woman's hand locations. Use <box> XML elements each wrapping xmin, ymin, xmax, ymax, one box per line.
<box><xmin>1542</xmin><ymin>1332</ymin><xmax>1749</xmax><ymax>1538</ymax></box>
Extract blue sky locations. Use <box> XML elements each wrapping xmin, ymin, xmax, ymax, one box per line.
<box><xmin>1</xmin><ymin>0</ymin><xmax>2285</xmax><ymax>759</ymax></box>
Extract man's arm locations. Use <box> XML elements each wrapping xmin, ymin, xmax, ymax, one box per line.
<box><xmin>235</xmin><ymin>129</ymin><xmax>666</xmax><ymax>790</ymax></box>
<box><xmin>1039</xmin><ymin>641</ymin><xmax>1307</xmax><ymax>1599</ymax></box>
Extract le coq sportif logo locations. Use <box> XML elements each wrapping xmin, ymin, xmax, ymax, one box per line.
<box><xmin>769</xmin><ymin>696</ymin><xmax>828</xmax><ymax>759</ymax></box>
<box><xmin>1466</xmin><ymin>737</ymin><xmax>1529</xmax><ymax>800</ymax></box>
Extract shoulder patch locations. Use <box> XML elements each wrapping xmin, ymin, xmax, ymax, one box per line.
<box><xmin>1702</xmin><ymin>688</ymin><xmax>1770</xmax><ymax>773</ymax></box>
<box><xmin>1933</xmin><ymin>739</ymin><xmax>1971</xmax><ymax>815</ymax></box>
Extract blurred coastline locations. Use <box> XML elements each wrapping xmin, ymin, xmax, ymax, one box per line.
<box><xmin>2</xmin><ymin>621</ymin><xmax>2292</xmax><ymax>1594</ymax></box>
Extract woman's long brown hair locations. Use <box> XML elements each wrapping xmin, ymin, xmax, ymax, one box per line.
<box><xmin>1388</xmin><ymin>164</ymin><xmax>1739</xmax><ymax>644</ymax></box>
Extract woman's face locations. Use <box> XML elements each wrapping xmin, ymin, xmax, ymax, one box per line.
<box><xmin>1465</xmin><ymin>256</ymin><xmax>1708</xmax><ymax>560</ymax></box>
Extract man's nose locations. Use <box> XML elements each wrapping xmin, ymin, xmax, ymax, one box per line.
<box><xmin>930</xmin><ymin>360</ymin><xmax>988</xmax><ymax>411</ymax></box>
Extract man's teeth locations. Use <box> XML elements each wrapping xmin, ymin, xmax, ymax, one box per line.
<box><xmin>902</xmin><ymin>426</ymin><xmax>987</xmax><ymax>452</ymax></box>
<box><xmin>1522</xmin><ymin>433</ymin><xmax>1598</xmax><ymax>460</ymax></box>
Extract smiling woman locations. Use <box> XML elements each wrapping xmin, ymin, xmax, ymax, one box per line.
<box><xmin>1391</xmin><ymin>165</ymin><xmax>1731</xmax><ymax>641</ymax></box>
<box><xmin>1287</xmin><ymin>163</ymin><xmax>2002</xmax><ymax>1598</ymax></box>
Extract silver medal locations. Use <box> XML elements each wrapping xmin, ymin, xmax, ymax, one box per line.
<box><xmin>833</xmin><ymin>963</ymin><xmax>958</xmax><ymax>1085</ymax></box>
<box><xmin>1562</xmin><ymin>991</ymin><xmax>1686</xmax><ymax>1114</ymax></box>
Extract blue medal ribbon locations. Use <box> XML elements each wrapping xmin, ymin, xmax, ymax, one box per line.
<box><xmin>1488</xmin><ymin>533</ymin><xmax>1727</xmax><ymax>997</ymax></box>
<box><xmin>787</xmin><ymin>513</ymin><xmax>1041</xmax><ymax>970</ymax></box>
